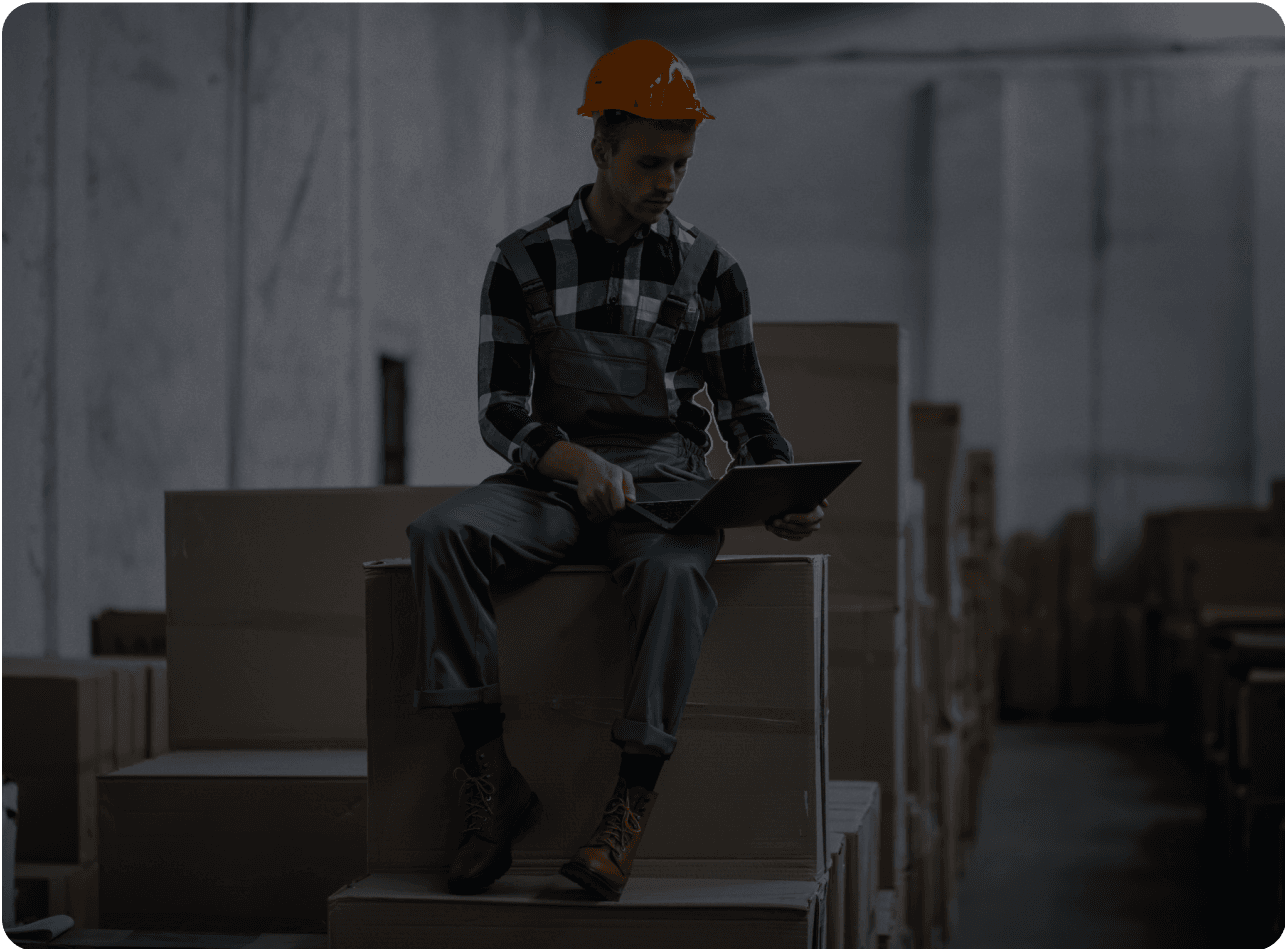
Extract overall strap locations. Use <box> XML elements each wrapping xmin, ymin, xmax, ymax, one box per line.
<box><xmin>497</xmin><ymin>230</ymin><xmax>556</xmax><ymax>330</ymax></box>
<box><xmin>654</xmin><ymin>228</ymin><xmax>719</xmax><ymax>334</ymax></box>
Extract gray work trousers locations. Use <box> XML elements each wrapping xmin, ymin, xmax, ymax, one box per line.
<box><xmin>404</xmin><ymin>438</ymin><xmax>724</xmax><ymax>759</ymax></box>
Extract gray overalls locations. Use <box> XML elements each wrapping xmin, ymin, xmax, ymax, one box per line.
<box><xmin>405</xmin><ymin>225</ymin><xmax>724</xmax><ymax>759</ymax></box>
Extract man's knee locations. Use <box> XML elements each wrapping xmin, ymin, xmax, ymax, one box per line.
<box><xmin>406</xmin><ymin>505</ymin><xmax>463</xmax><ymax>547</ymax></box>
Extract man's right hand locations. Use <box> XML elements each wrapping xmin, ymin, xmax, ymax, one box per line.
<box><xmin>536</xmin><ymin>441</ymin><xmax>636</xmax><ymax>522</ymax></box>
<box><xmin>576</xmin><ymin>455</ymin><xmax>636</xmax><ymax>522</ymax></box>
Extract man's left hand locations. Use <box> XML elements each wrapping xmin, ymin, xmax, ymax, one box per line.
<box><xmin>761</xmin><ymin>458</ymin><xmax>826</xmax><ymax>541</ymax></box>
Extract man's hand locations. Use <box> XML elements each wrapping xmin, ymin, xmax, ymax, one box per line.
<box><xmin>576</xmin><ymin>455</ymin><xmax>636</xmax><ymax>523</ymax></box>
<box><xmin>761</xmin><ymin>458</ymin><xmax>826</xmax><ymax>541</ymax></box>
<box><xmin>537</xmin><ymin>441</ymin><xmax>635</xmax><ymax>523</ymax></box>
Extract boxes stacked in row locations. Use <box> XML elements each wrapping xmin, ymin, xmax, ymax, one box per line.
<box><xmin>1112</xmin><ymin>485</ymin><xmax>1285</xmax><ymax>948</ymax></box>
<box><xmin>707</xmin><ymin>323</ymin><xmax>920</xmax><ymax>945</ymax></box>
<box><xmin>901</xmin><ymin>404</ymin><xmax>997</xmax><ymax>949</ymax></box>
<box><xmin>2</xmin><ymin>611</ymin><xmax>168</xmax><ymax>930</ymax></box>
<box><xmin>90</xmin><ymin>321</ymin><xmax>911</xmax><ymax>945</ymax></box>
<box><xmin>1000</xmin><ymin>482</ymin><xmax>1285</xmax><ymax>947</ymax></box>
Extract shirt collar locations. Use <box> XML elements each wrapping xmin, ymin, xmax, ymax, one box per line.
<box><xmin>571</xmin><ymin>183</ymin><xmax>663</xmax><ymax>245</ymax></box>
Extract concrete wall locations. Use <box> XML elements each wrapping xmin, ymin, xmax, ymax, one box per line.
<box><xmin>3</xmin><ymin>3</ymin><xmax>607</xmax><ymax>656</ymax></box>
<box><xmin>615</xmin><ymin>3</ymin><xmax>1285</xmax><ymax>572</ymax></box>
<box><xmin>5</xmin><ymin>3</ymin><xmax>1284</xmax><ymax>656</ymax></box>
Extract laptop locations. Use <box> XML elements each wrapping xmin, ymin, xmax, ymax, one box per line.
<box><xmin>625</xmin><ymin>460</ymin><xmax>862</xmax><ymax>532</ymax></box>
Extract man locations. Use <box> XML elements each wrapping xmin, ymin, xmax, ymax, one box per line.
<box><xmin>405</xmin><ymin>39</ymin><xmax>827</xmax><ymax>902</ymax></box>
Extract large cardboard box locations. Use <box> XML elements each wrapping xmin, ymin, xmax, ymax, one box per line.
<box><xmin>97</xmin><ymin>749</ymin><xmax>367</xmax><ymax>933</ymax></box>
<box><xmin>696</xmin><ymin>323</ymin><xmax>904</xmax><ymax>606</ymax></box>
<box><xmin>328</xmin><ymin>872</ymin><xmax>826</xmax><ymax>949</ymax></box>
<box><xmin>1184</xmin><ymin>538</ymin><xmax>1285</xmax><ymax>608</ymax></box>
<box><xmin>828</xmin><ymin>780</ymin><xmax>880</xmax><ymax>949</ymax></box>
<box><xmin>698</xmin><ymin>321</ymin><xmax>912</xmax><ymax>936</ymax></box>
<box><xmin>364</xmin><ymin>554</ymin><xmax>828</xmax><ymax>880</ymax></box>
<box><xmin>1147</xmin><ymin>507</ymin><xmax>1281</xmax><ymax>610</ymax></box>
<box><xmin>999</xmin><ymin>534</ymin><xmax>1060</xmax><ymax>717</ymax></box>
<box><xmin>164</xmin><ymin>486</ymin><xmax>468</xmax><ymax>750</ymax></box>
<box><xmin>12</xmin><ymin>861</ymin><xmax>98</xmax><ymax>929</ymax></box>
<box><xmin>3</xmin><ymin>659</ymin><xmax>116</xmax><ymax>864</ymax></box>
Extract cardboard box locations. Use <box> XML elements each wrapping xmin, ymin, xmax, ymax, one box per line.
<box><xmin>328</xmin><ymin>872</ymin><xmax>826</xmax><ymax>949</ymax></box>
<box><xmin>1232</xmin><ymin>670</ymin><xmax>1285</xmax><ymax>797</ymax></box>
<box><xmin>164</xmin><ymin>486</ymin><xmax>468</xmax><ymax>750</ymax></box>
<box><xmin>3</xmin><ymin>659</ymin><xmax>116</xmax><ymax>864</ymax></box>
<box><xmin>825</xmin><ymin>833</ymin><xmax>847</xmax><ymax>949</ymax></box>
<box><xmin>910</xmin><ymin>402</ymin><xmax>964</xmax><ymax>625</ymax></box>
<box><xmin>88</xmin><ymin>657</ymin><xmax>168</xmax><ymax>759</ymax></box>
<box><xmin>999</xmin><ymin>534</ymin><xmax>1061</xmax><ymax>717</ymax></box>
<box><xmin>91</xmin><ymin>610</ymin><xmax>166</xmax><ymax>657</ymax></box>
<box><xmin>828</xmin><ymin>780</ymin><xmax>880</xmax><ymax>949</ymax></box>
<box><xmin>932</xmin><ymin>728</ymin><xmax>963</xmax><ymax>940</ymax></box>
<box><xmin>12</xmin><ymin>861</ymin><xmax>97</xmax><ymax>929</ymax></box>
<box><xmin>1108</xmin><ymin>604</ymin><xmax>1154</xmax><ymax>715</ymax></box>
<box><xmin>1185</xmin><ymin>538</ymin><xmax>1285</xmax><ymax>608</ymax></box>
<box><xmin>963</xmin><ymin>450</ymin><xmax>996</xmax><ymax>556</ymax></box>
<box><xmin>1148</xmin><ymin>507</ymin><xmax>1281</xmax><ymax>610</ymax></box>
<box><xmin>695</xmin><ymin>323</ymin><xmax>904</xmax><ymax>605</ymax></box>
<box><xmin>828</xmin><ymin>604</ymin><xmax>899</xmax><ymax>890</ymax></box>
<box><xmin>364</xmin><ymin>555</ymin><xmax>828</xmax><ymax>880</ymax></box>
<box><xmin>697</xmin><ymin>322</ymin><xmax>913</xmax><ymax>937</ymax></box>
<box><xmin>904</xmin><ymin>799</ymin><xmax>938</xmax><ymax>949</ymax></box>
<box><xmin>97</xmin><ymin>749</ymin><xmax>367</xmax><ymax>933</ymax></box>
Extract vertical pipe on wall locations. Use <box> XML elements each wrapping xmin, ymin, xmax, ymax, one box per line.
<box><xmin>1087</xmin><ymin>71</ymin><xmax>1109</xmax><ymax>564</ymax></box>
<box><xmin>349</xmin><ymin>2</ymin><xmax>369</xmax><ymax>486</ymax></box>
<box><xmin>1240</xmin><ymin>69</ymin><xmax>1258</xmax><ymax>507</ymax></box>
<box><xmin>42</xmin><ymin>3</ymin><xmax>59</xmax><ymax>657</ymax></box>
<box><xmin>906</xmin><ymin>83</ymin><xmax>935</xmax><ymax>404</ymax></box>
<box><xmin>225</xmin><ymin>3</ymin><xmax>251</xmax><ymax>489</ymax></box>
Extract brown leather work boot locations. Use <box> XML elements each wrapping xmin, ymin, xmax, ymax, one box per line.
<box><xmin>559</xmin><ymin>776</ymin><xmax>659</xmax><ymax>901</ymax></box>
<box><xmin>446</xmin><ymin>734</ymin><xmax>544</xmax><ymax>895</ymax></box>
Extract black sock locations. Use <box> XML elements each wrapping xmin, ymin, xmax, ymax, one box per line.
<box><xmin>618</xmin><ymin>751</ymin><xmax>665</xmax><ymax>793</ymax></box>
<box><xmin>452</xmin><ymin>703</ymin><xmax>505</xmax><ymax>753</ymax></box>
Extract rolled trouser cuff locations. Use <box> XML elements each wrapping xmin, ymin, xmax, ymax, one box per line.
<box><xmin>413</xmin><ymin>684</ymin><xmax>502</xmax><ymax>709</ymax></box>
<box><xmin>610</xmin><ymin>716</ymin><xmax>676</xmax><ymax>759</ymax></box>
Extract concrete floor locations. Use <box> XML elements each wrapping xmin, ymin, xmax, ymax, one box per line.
<box><xmin>949</xmin><ymin>722</ymin><xmax>1219</xmax><ymax>949</ymax></box>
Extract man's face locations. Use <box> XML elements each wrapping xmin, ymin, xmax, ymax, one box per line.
<box><xmin>596</xmin><ymin>120</ymin><xmax>697</xmax><ymax>225</ymax></box>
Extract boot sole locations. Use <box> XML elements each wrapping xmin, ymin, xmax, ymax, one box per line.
<box><xmin>446</xmin><ymin>790</ymin><xmax>545</xmax><ymax>896</ymax></box>
<box><xmin>558</xmin><ymin>859</ymin><xmax>624</xmax><ymax>902</ymax></box>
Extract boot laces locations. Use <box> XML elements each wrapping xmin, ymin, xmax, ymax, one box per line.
<box><xmin>591</xmin><ymin>786</ymin><xmax>643</xmax><ymax>856</ymax></box>
<box><xmin>453</xmin><ymin>766</ymin><xmax>497</xmax><ymax>834</ymax></box>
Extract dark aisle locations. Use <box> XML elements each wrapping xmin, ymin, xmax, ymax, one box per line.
<box><xmin>949</xmin><ymin>722</ymin><xmax>1220</xmax><ymax>949</ymax></box>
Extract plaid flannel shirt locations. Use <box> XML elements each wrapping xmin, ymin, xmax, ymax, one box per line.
<box><xmin>478</xmin><ymin>183</ymin><xmax>794</xmax><ymax>477</ymax></box>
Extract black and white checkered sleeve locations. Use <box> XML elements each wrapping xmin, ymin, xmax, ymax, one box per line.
<box><xmin>477</xmin><ymin>247</ymin><xmax>569</xmax><ymax>474</ymax></box>
<box><xmin>698</xmin><ymin>251</ymin><xmax>794</xmax><ymax>468</ymax></box>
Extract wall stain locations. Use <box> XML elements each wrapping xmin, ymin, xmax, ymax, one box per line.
<box><xmin>261</xmin><ymin>109</ymin><xmax>328</xmax><ymax>310</ymax></box>
<box><xmin>125</xmin><ymin>56</ymin><xmax>178</xmax><ymax>92</ymax></box>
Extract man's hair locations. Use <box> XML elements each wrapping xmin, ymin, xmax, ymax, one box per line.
<box><xmin>594</xmin><ymin>109</ymin><xmax>697</xmax><ymax>156</ymax></box>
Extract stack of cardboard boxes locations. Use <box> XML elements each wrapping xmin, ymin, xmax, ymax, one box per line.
<box><xmin>903</xmin><ymin>403</ymin><xmax>995</xmax><ymax>949</ymax></box>
<box><xmin>1060</xmin><ymin>479</ymin><xmax>1285</xmax><ymax>947</ymax></box>
<box><xmin>94</xmin><ymin>486</ymin><xmax>465</xmax><ymax>933</ymax></box>
<box><xmin>3</xmin><ymin>611</ymin><xmax>168</xmax><ymax>930</ymax></box>
<box><xmin>12</xmin><ymin>321</ymin><xmax>957</xmax><ymax>946</ymax></box>
<box><xmin>706</xmin><ymin>322</ymin><xmax>913</xmax><ymax>947</ymax></box>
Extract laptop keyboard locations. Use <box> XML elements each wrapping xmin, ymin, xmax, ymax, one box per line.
<box><xmin>632</xmin><ymin>498</ymin><xmax>700</xmax><ymax>523</ymax></box>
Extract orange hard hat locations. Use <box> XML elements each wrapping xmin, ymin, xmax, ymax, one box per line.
<box><xmin>577</xmin><ymin>39</ymin><xmax>715</xmax><ymax>124</ymax></box>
